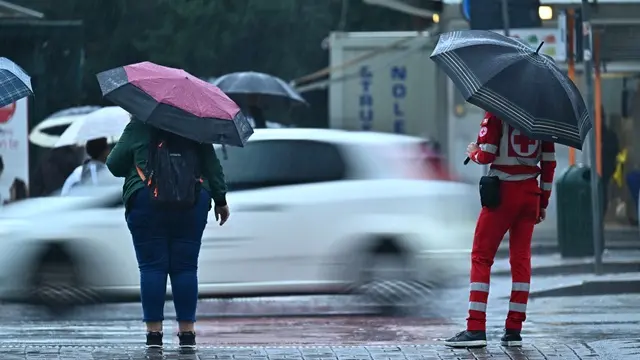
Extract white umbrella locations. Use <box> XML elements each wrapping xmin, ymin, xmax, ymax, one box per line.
<box><xmin>54</xmin><ymin>106</ymin><xmax>130</xmax><ymax>148</ymax></box>
<box><xmin>28</xmin><ymin>106</ymin><xmax>101</xmax><ymax>148</ymax></box>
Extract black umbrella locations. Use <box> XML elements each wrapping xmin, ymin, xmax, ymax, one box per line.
<box><xmin>212</xmin><ymin>72</ymin><xmax>308</xmax><ymax>105</ymax></box>
<box><xmin>431</xmin><ymin>30</ymin><xmax>591</xmax><ymax>150</ymax></box>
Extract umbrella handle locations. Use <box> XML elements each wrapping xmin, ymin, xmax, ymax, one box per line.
<box><xmin>221</xmin><ymin>143</ymin><xmax>228</xmax><ymax>160</ymax></box>
<box><xmin>219</xmin><ymin>135</ymin><xmax>228</xmax><ymax>160</ymax></box>
<box><xmin>464</xmin><ymin>157</ymin><xmax>471</xmax><ymax>165</ymax></box>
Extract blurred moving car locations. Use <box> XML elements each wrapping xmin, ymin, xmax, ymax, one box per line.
<box><xmin>0</xmin><ymin>129</ymin><xmax>478</xmax><ymax>313</ymax></box>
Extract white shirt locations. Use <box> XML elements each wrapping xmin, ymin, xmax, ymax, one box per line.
<box><xmin>60</xmin><ymin>160</ymin><xmax>105</xmax><ymax>196</ymax></box>
<box><xmin>60</xmin><ymin>166</ymin><xmax>83</xmax><ymax>196</ymax></box>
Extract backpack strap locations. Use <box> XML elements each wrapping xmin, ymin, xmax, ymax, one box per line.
<box><xmin>136</xmin><ymin>165</ymin><xmax>150</xmax><ymax>184</ymax></box>
<box><xmin>137</xmin><ymin>128</ymin><xmax>162</xmax><ymax>185</ymax></box>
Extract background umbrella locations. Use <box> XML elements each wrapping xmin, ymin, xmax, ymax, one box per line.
<box><xmin>431</xmin><ymin>30</ymin><xmax>590</xmax><ymax>150</ymax></box>
<box><xmin>212</xmin><ymin>72</ymin><xmax>306</xmax><ymax>129</ymax></box>
<box><xmin>0</xmin><ymin>57</ymin><xmax>33</xmax><ymax>108</ymax></box>
<box><xmin>55</xmin><ymin>106</ymin><xmax>130</xmax><ymax>148</ymax></box>
<box><xmin>97</xmin><ymin>61</ymin><xmax>253</xmax><ymax>147</ymax></box>
<box><xmin>29</xmin><ymin>106</ymin><xmax>102</xmax><ymax>148</ymax></box>
<box><xmin>212</xmin><ymin>71</ymin><xmax>308</xmax><ymax>105</ymax></box>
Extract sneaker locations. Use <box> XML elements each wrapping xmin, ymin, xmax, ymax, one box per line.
<box><xmin>444</xmin><ymin>330</ymin><xmax>487</xmax><ymax>348</ymax></box>
<box><xmin>178</xmin><ymin>331</ymin><xmax>196</xmax><ymax>349</ymax></box>
<box><xmin>501</xmin><ymin>329</ymin><xmax>522</xmax><ymax>347</ymax></box>
<box><xmin>146</xmin><ymin>331</ymin><xmax>163</xmax><ymax>348</ymax></box>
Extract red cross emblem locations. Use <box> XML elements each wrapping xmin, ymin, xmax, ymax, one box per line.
<box><xmin>509</xmin><ymin>128</ymin><xmax>539</xmax><ymax>158</ymax></box>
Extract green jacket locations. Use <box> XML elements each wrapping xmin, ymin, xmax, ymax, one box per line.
<box><xmin>105</xmin><ymin>119</ymin><xmax>227</xmax><ymax>208</ymax></box>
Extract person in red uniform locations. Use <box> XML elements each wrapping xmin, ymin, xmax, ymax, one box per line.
<box><xmin>445</xmin><ymin>112</ymin><xmax>556</xmax><ymax>348</ymax></box>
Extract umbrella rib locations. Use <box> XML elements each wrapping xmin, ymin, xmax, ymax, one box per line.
<box><xmin>473</xmin><ymin>88</ymin><xmax>581</xmax><ymax>142</ymax></box>
<box><xmin>438</xmin><ymin>52</ymin><xmax>482</xmax><ymax>95</ymax></box>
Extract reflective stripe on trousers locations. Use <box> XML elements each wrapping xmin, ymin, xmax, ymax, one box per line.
<box><xmin>468</xmin><ymin>282</ymin><xmax>490</xmax><ymax>313</ymax></box>
<box><xmin>507</xmin><ymin>282</ymin><xmax>530</xmax><ymax>330</ymax></box>
<box><xmin>486</xmin><ymin>168</ymin><xmax>539</xmax><ymax>181</ymax></box>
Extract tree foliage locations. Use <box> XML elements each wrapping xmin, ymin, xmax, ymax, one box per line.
<box><xmin>12</xmin><ymin>0</ymin><xmax>418</xmax><ymax>125</ymax></box>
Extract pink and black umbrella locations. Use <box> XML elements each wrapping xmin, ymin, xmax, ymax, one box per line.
<box><xmin>96</xmin><ymin>62</ymin><xmax>253</xmax><ymax>146</ymax></box>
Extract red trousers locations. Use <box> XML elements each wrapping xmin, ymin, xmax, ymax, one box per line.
<box><xmin>467</xmin><ymin>178</ymin><xmax>540</xmax><ymax>332</ymax></box>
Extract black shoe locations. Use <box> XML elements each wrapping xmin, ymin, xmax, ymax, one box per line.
<box><xmin>501</xmin><ymin>329</ymin><xmax>522</xmax><ymax>347</ymax></box>
<box><xmin>444</xmin><ymin>330</ymin><xmax>487</xmax><ymax>348</ymax></box>
<box><xmin>178</xmin><ymin>331</ymin><xmax>196</xmax><ymax>349</ymax></box>
<box><xmin>146</xmin><ymin>331</ymin><xmax>163</xmax><ymax>348</ymax></box>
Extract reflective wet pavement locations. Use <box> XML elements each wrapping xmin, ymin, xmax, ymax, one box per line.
<box><xmin>0</xmin><ymin>274</ymin><xmax>636</xmax><ymax>358</ymax></box>
<box><xmin>0</xmin><ymin>343</ymin><xmax>607</xmax><ymax>360</ymax></box>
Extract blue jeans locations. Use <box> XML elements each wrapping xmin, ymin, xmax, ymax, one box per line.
<box><xmin>126</xmin><ymin>187</ymin><xmax>209</xmax><ymax>322</ymax></box>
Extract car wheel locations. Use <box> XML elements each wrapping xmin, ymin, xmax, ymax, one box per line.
<box><xmin>355</xmin><ymin>240</ymin><xmax>433</xmax><ymax>316</ymax></box>
<box><xmin>29</xmin><ymin>247</ymin><xmax>97</xmax><ymax>314</ymax></box>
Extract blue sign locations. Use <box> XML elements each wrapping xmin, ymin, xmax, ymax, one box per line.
<box><xmin>359</xmin><ymin>66</ymin><xmax>373</xmax><ymax>131</ymax></box>
<box><xmin>462</xmin><ymin>0</ymin><xmax>471</xmax><ymax>21</ymax></box>
<box><xmin>390</xmin><ymin>66</ymin><xmax>406</xmax><ymax>134</ymax></box>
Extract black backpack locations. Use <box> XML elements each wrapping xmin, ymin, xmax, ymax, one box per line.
<box><xmin>136</xmin><ymin>129</ymin><xmax>202</xmax><ymax>209</ymax></box>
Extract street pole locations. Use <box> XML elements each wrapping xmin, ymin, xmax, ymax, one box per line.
<box><xmin>483</xmin><ymin>0</ymin><xmax>510</xmax><ymax>176</ymax></box>
<box><xmin>501</xmin><ymin>0</ymin><xmax>510</xmax><ymax>36</ymax></box>
<box><xmin>581</xmin><ymin>0</ymin><xmax>604</xmax><ymax>274</ymax></box>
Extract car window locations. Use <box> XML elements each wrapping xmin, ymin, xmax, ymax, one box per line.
<box><xmin>217</xmin><ymin>140</ymin><xmax>346</xmax><ymax>191</ymax></box>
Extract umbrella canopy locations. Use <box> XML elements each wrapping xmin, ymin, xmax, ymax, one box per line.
<box><xmin>0</xmin><ymin>57</ymin><xmax>33</xmax><ymax>108</ymax></box>
<box><xmin>29</xmin><ymin>106</ymin><xmax>103</xmax><ymax>148</ymax></box>
<box><xmin>213</xmin><ymin>71</ymin><xmax>307</xmax><ymax>105</ymax></box>
<box><xmin>55</xmin><ymin>106</ymin><xmax>130</xmax><ymax>148</ymax></box>
<box><xmin>96</xmin><ymin>62</ymin><xmax>253</xmax><ymax>146</ymax></box>
<box><xmin>431</xmin><ymin>30</ymin><xmax>590</xmax><ymax>150</ymax></box>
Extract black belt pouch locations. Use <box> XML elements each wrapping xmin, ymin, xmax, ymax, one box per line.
<box><xmin>479</xmin><ymin>175</ymin><xmax>501</xmax><ymax>209</ymax></box>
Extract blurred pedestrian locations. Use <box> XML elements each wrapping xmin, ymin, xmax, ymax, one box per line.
<box><xmin>247</xmin><ymin>94</ymin><xmax>266</xmax><ymax>129</ymax></box>
<box><xmin>6</xmin><ymin>178</ymin><xmax>28</xmax><ymax>204</ymax></box>
<box><xmin>0</xmin><ymin>155</ymin><xmax>5</xmax><ymax>205</ymax></box>
<box><xmin>60</xmin><ymin>137</ymin><xmax>111</xmax><ymax>195</ymax></box>
<box><xmin>31</xmin><ymin>146</ymin><xmax>82</xmax><ymax>197</ymax></box>
<box><xmin>600</xmin><ymin>109</ymin><xmax>619</xmax><ymax>214</ymax></box>
<box><xmin>105</xmin><ymin>117</ymin><xmax>229</xmax><ymax>350</ymax></box>
<box><xmin>445</xmin><ymin>112</ymin><xmax>556</xmax><ymax>348</ymax></box>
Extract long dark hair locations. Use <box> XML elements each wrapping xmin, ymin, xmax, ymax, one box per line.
<box><xmin>10</xmin><ymin>178</ymin><xmax>28</xmax><ymax>201</ymax></box>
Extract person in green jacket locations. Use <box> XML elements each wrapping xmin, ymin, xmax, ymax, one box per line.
<box><xmin>106</xmin><ymin>117</ymin><xmax>229</xmax><ymax>349</ymax></box>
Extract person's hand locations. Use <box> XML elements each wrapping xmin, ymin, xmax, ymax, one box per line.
<box><xmin>214</xmin><ymin>205</ymin><xmax>230</xmax><ymax>226</ymax></box>
<box><xmin>536</xmin><ymin>208</ymin><xmax>546</xmax><ymax>224</ymax></box>
<box><xmin>466</xmin><ymin>142</ymin><xmax>479</xmax><ymax>156</ymax></box>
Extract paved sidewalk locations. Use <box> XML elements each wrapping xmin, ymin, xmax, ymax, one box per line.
<box><xmin>589</xmin><ymin>338</ymin><xmax>640</xmax><ymax>359</ymax></box>
<box><xmin>0</xmin><ymin>343</ymin><xmax>608</xmax><ymax>360</ymax></box>
<box><xmin>493</xmin><ymin>250</ymin><xmax>640</xmax><ymax>276</ymax></box>
<box><xmin>496</xmin><ymin>225</ymin><xmax>640</xmax><ymax>258</ymax></box>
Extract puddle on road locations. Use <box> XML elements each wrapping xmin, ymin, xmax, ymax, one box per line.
<box><xmin>199</xmin><ymin>317</ymin><xmax>456</xmax><ymax>345</ymax></box>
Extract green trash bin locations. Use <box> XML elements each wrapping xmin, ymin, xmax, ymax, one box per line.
<box><xmin>555</xmin><ymin>164</ymin><xmax>604</xmax><ymax>258</ymax></box>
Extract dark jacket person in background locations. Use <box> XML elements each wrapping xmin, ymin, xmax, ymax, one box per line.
<box><xmin>600</xmin><ymin>108</ymin><xmax>620</xmax><ymax>214</ymax></box>
<box><xmin>247</xmin><ymin>94</ymin><xmax>266</xmax><ymax>128</ymax></box>
<box><xmin>7</xmin><ymin>178</ymin><xmax>28</xmax><ymax>203</ymax></box>
<box><xmin>31</xmin><ymin>146</ymin><xmax>82</xmax><ymax>197</ymax></box>
<box><xmin>106</xmin><ymin>118</ymin><xmax>229</xmax><ymax>349</ymax></box>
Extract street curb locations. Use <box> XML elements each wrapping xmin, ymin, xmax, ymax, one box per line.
<box><xmin>495</xmin><ymin>241</ymin><xmax>640</xmax><ymax>259</ymax></box>
<box><xmin>526</xmin><ymin>279</ymin><xmax>640</xmax><ymax>298</ymax></box>
<box><xmin>493</xmin><ymin>260</ymin><xmax>640</xmax><ymax>276</ymax></box>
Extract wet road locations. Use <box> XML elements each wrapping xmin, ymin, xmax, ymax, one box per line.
<box><xmin>0</xmin><ymin>275</ymin><xmax>636</xmax><ymax>346</ymax></box>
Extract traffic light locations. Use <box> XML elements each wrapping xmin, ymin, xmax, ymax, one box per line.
<box><xmin>467</xmin><ymin>0</ymin><xmax>542</xmax><ymax>31</ymax></box>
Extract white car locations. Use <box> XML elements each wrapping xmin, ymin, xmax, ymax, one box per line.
<box><xmin>0</xmin><ymin>129</ymin><xmax>478</xmax><ymax>312</ymax></box>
